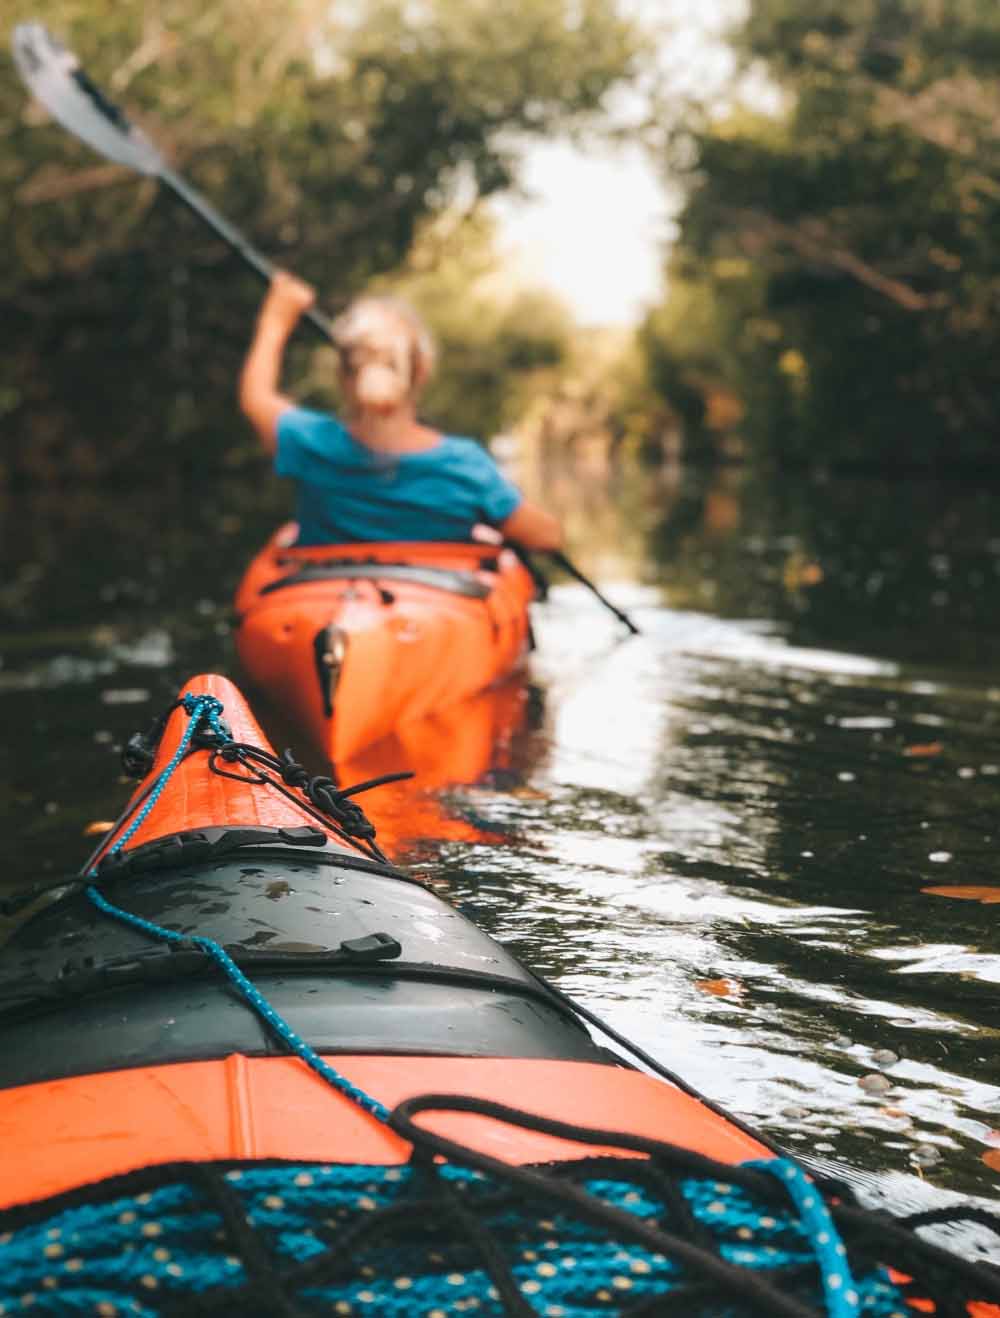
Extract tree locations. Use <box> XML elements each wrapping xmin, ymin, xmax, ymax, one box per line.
<box><xmin>0</xmin><ymin>0</ymin><xmax>645</xmax><ymax>482</ymax></box>
<box><xmin>643</xmin><ymin>0</ymin><xmax>1000</xmax><ymax>467</ymax></box>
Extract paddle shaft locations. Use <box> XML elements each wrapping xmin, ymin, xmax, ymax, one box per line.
<box><xmin>548</xmin><ymin>549</ymin><xmax>640</xmax><ymax>635</ymax></box>
<box><xmin>161</xmin><ymin>166</ymin><xmax>336</xmax><ymax>344</ymax></box>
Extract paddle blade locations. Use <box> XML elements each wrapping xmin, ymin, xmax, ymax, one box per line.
<box><xmin>12</xmin><ymin>23</ymin><xmax>163</xmax><ymax>176</ymax></box>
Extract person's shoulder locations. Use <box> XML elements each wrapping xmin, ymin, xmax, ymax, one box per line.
<box><xmin>437</xmin><ymin>434</ymin><xmax>498</xmax><ymax>467</ymax></box>
<box><xmin>278</xmin><ymin>406</ymin><xmax>355</xmax><ymax>457</ymax></box>
<box><xmin>279</xmin><ymin>405</ymin><xmax>346</xmax><ymax>438</ymax></box>
<box><xmin>274</xmin><ymin>406</ymin><xmax>355</xmax><ymax>479</ymax></box>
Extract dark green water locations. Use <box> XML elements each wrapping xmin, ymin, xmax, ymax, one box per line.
<box><xmin>2</xmin><ymin>459</ymin><xmax>999</xmax><ymax>1224</ymax></box>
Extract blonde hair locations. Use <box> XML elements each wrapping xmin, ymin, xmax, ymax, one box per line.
<box><xmin>332</xmin><ymin>296</ymin><xmax>436</xmax><ymax>410</ymax></box>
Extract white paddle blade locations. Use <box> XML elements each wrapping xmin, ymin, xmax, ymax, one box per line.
<box><xmin>12</xmin><ymin>23</ymin><xmax>163</xmax><ymax>176</ymax></box>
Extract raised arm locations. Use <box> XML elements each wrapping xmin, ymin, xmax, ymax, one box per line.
<box><xmin>239</xmin><ymin>272</ymin><xmax>317</xmax><ymax>455</ymax></box>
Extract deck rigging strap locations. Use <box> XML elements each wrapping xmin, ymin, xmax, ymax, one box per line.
<box><xmin>258</xmin><ymin>560</ymin><xmax>494</xmax><ymax>599</ymax></box>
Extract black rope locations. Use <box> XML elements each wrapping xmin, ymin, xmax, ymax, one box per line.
<box><xmin>387</xmin><ymin>1092</ymin><xmax>1000</xmax><ymax>1315</ymax></box>
<box><xmin>901</xmin><ymin>1203</ymin><xmax>1000</xmax><ymax>1236</ymax></box>
<box><xmin>412</xmin><ymin>1148</ymin><xmax>539</xmax><ymax>1318</ymax></box>
<box><xmin>183</xmin><ymin>1164</ymin><xmax>308</xmax><ymax>1318</ymax></box>
<box><xmin>830</xmin><ymin>1199</ymin><xmax>1000</xmax><ymax>1303</ymax></box>
<box><xmin>113</xmin><ymin>697</ymin><xmax>411</xmax><ymax>867</ymax></box>
<box><xmin>389</xmin><ymin>1096</ymin><xmax>827</xmax><ymax>1318</ymax></box>
<box><xmin>205</xmin><ymin>738</ymin><xmax>410</xmax><ymax>864</ymax></box>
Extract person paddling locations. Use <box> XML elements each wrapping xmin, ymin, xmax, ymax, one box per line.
<box><xmin>239</xmin><ymin>272</ymin><xmax>563</xmax><ymax>550</ymax></box>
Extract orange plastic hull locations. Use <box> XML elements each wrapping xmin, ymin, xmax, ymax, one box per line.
<box><xmin>234</xmin><ymin>529</ymin><xmax>535</xmax><ymax>762</ymax></box>
<box><xmin>1</xmin><ymin>673</ymin><xmax>777</xmax><ymax>1211</ymax></box>
<box><xmin>90</xmin><ymin>671</ymin><xmax>352</xmax><ymax>858</ymax></box>
<box><xmin>0</xmin><ymin>1054</ymin><xmax>772</xmax><ymax>1211</ymax></box>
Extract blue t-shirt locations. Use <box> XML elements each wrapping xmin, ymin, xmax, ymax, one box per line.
<box><xmin>275</xmin><ymin>407</ymin><xmax>523</xmax><ymax>545</ymax></box>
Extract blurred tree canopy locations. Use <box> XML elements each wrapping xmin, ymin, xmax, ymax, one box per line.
<box><xmin>644</xmin><ymin>0</ymin><xmax>1000</xmax><ymax>468</ymax></box>
<box><xmin>388</xmin><ymin>211</ymin><xmax>575</xmax><ymax>441</ymax></box>
<box><xmin>0</xmin><ymin>0</ymin><xmax>643</xmax><ymax>483</ymax></box>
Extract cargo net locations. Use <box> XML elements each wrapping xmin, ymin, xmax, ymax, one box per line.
<box><xmin>2</xmin><ymin>1096</ymin><xmax>999</xmax><ymax>1318</ymax></box>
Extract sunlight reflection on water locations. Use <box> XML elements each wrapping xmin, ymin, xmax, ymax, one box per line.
<box><xmin>426</xmin><ymin>582</ymin><xmax>1000</xmax><ymax>1209</ymax></box>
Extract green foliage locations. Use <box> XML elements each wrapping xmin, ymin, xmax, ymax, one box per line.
<box><xmin>295</xmin><ymin>211</ymin><xmax>575</xmax><ymax>441</ymax></box>
<box><xmin>644</xmin><ymin>0</ymin><xmax>1000</xmax><ymax>467</ymax></box>
<box><xmin>0</xmin><ymin>0</ymin><xmax>642</xmax><ymax>482</ymax></box>
<box><xmin>422</xmin><ymin>281</ymin><xmax>571</xmax><ymax>440</ymax></box>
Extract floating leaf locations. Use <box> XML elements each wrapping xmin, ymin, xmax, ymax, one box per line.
<box><xmin>903</xmin><ymin>741</ymin><xmax>943</xmax><ymax>758</ymax></box>
<box><xmin>983</xmin><ymin>1149</ymin><xmax>1000</xmax><ymax>1173</ymax></box>
<box><xmin>782</xmin><ymin>553</ymin><xmax>824</xmax><ymax>590</ymax></box>
<box><xmin>694</xmin><ymin>978</ymin><xmax>745</xmax><ymax>1000</ymax></box>
<box><xmin>82</xmin><ymin>820</ymin><xmax>115</xmax><ymax>836</ymax></box>
<box><xmin>921</xmin><ymin>886</ymin><xmax>1000</xmax><ymax>904</ymax></box>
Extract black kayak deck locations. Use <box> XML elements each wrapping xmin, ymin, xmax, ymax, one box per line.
<box><xmin>0</xmin><ymin>834</ymin><xmax>611</xmax><ymax>1089</ymax></box>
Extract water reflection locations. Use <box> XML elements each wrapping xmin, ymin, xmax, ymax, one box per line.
<box><xmin>333</xmin><ymin>675</ymin><xmax>541</xmax><ymax>853</ymax></box>
<box><xmin>2</xmin><ymin>457</ymin><xmax>1000</xmax><ymax>1211</ymax></box>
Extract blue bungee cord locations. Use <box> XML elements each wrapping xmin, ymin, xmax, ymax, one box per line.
<box><xmin>84</xmin><ymin>692</ymin><xmax>389</xmax><ymax>1124</ymax></box>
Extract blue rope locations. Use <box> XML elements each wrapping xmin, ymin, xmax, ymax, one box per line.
<box><xmin>102</xmin><ymin>694</ymin><xmax>225</xmax><ymax>858</ymax></box>
<box><xmin>85</xmin><ymin>692</ymin><xmax>390</xmax><ymax>1125</ymax></box>
<box><xmin>0</xmin><ymin>1163</ymin><xmax>915</xmax><ymax>1317</ymax></box>
<box><xmin>746</xmin><ymin>1160</ymin><xmax>861</xmax><ymax>1318</ymax></box>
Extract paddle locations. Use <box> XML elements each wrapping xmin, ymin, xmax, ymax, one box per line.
<box><xmin>11</xmin><ymin>22</ymin><xmax>336</xmax><ymax>345</ymax></box>
<box><xmin>506</xmin><ymin>544</ymin><xmax>640</xmax><ymax>634</ymax></box>
<box><xmin>14</xmin><ymin>23</ymin><xmax>642</xmax><ymax>636</ymax></box>
<box><xmin>547</xmin><ymin>549</ymin><xmax>641</xmax><ymax>635</ymax></box>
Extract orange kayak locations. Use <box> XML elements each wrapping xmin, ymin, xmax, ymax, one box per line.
<box><xmin>0</xmin><ymin>675</ymin><xmax>995</xmax><ymax>1317</ymax></box>
<box><xmin>234</xmin><ymin>527</ymin><xmax>535</xmax><ymax>762</ymax></box>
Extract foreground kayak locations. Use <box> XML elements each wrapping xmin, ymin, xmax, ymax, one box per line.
<box><xmin>234</xmin><ymin>527</ymin><xmax>535</xmax><ymax>762</ymax></box>
<box><xmin>0</xmin><ymin>675</ymin><xmax>996</xmax><ymax>1317</ymax></box>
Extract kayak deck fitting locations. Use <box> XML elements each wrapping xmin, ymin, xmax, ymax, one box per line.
<box><xmin>0</xmin><ymin>676</ymin><xmax>997</xmax><ymax>1317</ymax></box>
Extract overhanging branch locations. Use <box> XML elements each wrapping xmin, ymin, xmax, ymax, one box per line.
<box><xmin>729</xmin><ymin>208</ymin><xmax>946</xmax><ymax>312</ymax></box>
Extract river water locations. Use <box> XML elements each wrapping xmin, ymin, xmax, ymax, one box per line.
<box><xmin>2</xmin><ymin>455</ymin><xmax>999</xmax><ymax>1225</ymax></box>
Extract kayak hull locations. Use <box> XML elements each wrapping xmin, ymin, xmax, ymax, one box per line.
<box><xmin>0</xmin><ymin>1055</ymin><xmax>771</xmax><ymax>1210</ymax></box>
<box><xmin>234</xmin><ymin>530</ymin><xmax>535</xmax><ymax>762</ymax></box>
